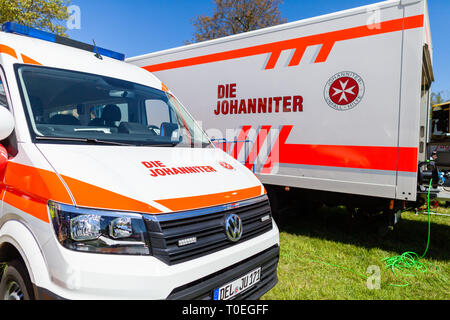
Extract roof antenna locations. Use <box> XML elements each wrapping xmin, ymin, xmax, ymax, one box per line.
<box><xmin>92</xmin><ymin>39</ymin><xmax>103</xmax><ymax>60</ymax></box>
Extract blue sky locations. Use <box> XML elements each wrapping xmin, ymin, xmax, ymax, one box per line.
<box><xmin>67</xmin><ymin>0</ymin><xmax>449</xmax><ymax>97</ymax></box>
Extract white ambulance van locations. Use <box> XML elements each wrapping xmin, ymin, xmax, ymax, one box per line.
<box><xmin>128</xmin><ymin>0</ymin><xmax>436</xmax><ymax>223</ymax></box>
<box><xmin>0</xmin><ymin>23</ymin><xmax>279</xmax><ymax>300</ymax></box>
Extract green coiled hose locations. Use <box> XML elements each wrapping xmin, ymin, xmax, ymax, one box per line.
<box><xmin>308</xmin><ymin>179</ymin><xmax>437</xmax><ymax>288</ymax></box>
<box><xmin>381</xmin><ymin>178</ymin><xmax>437</xmax><ymax>287</ymax></box>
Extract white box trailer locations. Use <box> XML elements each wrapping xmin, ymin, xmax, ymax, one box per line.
<box><xmin>128</xmin><ymin>0</ymin><xmax>435</xmax><ymax>217</ymax></box>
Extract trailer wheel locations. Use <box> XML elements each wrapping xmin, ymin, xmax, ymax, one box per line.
<box><xmin>0</xmin><ymin>260</ymin><xmax>34</xmax><ymax>300</ymax></box>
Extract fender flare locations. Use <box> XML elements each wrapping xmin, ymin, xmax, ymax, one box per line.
<box><xmin>0</xmin><ymin>220</ymin><xmax>51</xmax><ymax>292</ymax></box>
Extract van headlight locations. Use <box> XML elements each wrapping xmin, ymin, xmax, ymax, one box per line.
<box><xmin>48</xmin><ymin>201</ymin><xmax>150</xmax><ymax>255</ymax></box>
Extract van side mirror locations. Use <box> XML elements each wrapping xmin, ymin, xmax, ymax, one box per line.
<box><xmin>0</xmin><ymin>107</ymin><xmax>14</xmax><ymax>141</ymax></box>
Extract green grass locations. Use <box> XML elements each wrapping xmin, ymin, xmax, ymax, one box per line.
<box><xmin>261</xmin><ymin>205</ymin><xmax>450</xmax><ymax>300</ymax></box>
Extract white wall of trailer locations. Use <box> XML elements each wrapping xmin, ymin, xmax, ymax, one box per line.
<box><xmin>128</xmin><ymin>0</ymin><xmax>432</xmax><ymax>202</ymax></box>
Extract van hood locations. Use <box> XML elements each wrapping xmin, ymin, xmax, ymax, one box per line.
<box><xmin>37</xmin><ymin>144</ymin><xmax>264</xmax><ymax>214</ymax></box>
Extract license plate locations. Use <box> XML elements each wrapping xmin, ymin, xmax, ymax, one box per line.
<box><xmin>213</xmin><ymin>268</ymin><xmax>261</xmax><ymax>300</ymax></box>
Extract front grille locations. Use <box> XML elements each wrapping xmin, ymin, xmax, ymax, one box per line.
<box><xmin>144</xmin><ymin>195</ymin><xmax>273</xmax><ymax>265</ymax></box>
<box><xmin>167</xmin><ymin>245</ymin><xmax>279</xmax><ymax>300</ymax></box>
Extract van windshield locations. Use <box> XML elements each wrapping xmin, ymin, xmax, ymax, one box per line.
<box><xmin>16</xmin><ymin>65</ymin><xmax>212</xmax><ymax>148</ymax></box>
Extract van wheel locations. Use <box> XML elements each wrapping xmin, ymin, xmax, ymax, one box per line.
<box><xmin>0</xmin><ymin>260</ymin><xmax>34</xmax><ymax>300</ymax></box>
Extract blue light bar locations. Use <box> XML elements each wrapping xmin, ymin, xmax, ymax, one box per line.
<box><xmin>2</xmin><ymin>22</ymin><xmax>56</xmax><ymax>42</ymax></box>
<box><xmin>96</xmin><ymin>47</ymin><xmax>126</xmax><ymax>61</ymax></box>
<box><xmin>1</xmin><ymin>22</ymin><xmax>125</xmax><ymax>61</ymax></box>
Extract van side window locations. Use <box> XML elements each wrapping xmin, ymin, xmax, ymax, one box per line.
<box><xmin>0</xmin><ymin>80</ymin><xmax>9</xmax><ymax>109</ymax></box>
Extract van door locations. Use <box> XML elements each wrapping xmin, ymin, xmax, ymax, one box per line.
<box><xmin>420</xmin><ymin>44</ymin><xmax>434</xmax><ymax>162</ymax></box>
<box><xmin>0</xmin><ymin>67</ymin><xmax>13</xmax><ymax>215</ymax></box>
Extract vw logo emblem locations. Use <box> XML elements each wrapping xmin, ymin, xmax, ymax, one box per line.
<box><xmin>225</xmin><ymin>214</ymin><xmax>243</xmax><ymax>242</ymax></box>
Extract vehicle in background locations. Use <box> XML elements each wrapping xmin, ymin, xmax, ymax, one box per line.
<box><xmin>128</xmin><ymin>0</ymin><xmax>437</xmax><ymax>227</ymax></box>
<box><xmin>429</xmin><ymin>101</ymin><xmax>450</xmax><ymax>169</ymax></box>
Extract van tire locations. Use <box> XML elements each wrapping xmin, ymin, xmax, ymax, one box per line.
<box><xmin>0</xmin><ymin>260</ymin><xmax>34</xmax><ymax>300</ymax></box>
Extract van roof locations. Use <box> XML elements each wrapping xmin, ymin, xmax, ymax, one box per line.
<box><xmin>0</xmin><ymin>25</ymin><xmax>162</xmax><ymax>90</ymax></box>
<box><xmin>2</xmin><ymin>22</ymin><xmax>126</xmax><ymax>61</ymax></box>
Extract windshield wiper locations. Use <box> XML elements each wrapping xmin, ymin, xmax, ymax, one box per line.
<box><xmin>35</xmin><ymin>136</ymin><xmax>134</xmax><ymax>146</ymax></box>
<box><xmin>145</xmin><ymin>141</ymin><xmax>212</xmax><ymax>148</ymax></box>
<box><xmin>35</xmin><ymin>137</ymin><xmax>211</xmax><ymax>148</ymax></box>
<box><xmin>144</xmin><ymin>142</ymin><xmax>180</xmax><ymax>147</ymax></box>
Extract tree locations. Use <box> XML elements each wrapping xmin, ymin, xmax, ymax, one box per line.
<box><xmin>431</xmin><ymin>91</ymin><xmax>448</xmax><ymax>106</ymax></box>
<box><xmin>0</xmin><ymin>0</ymin><xmax>70</xmax><ymax>36</ymax></box>
<box><xmin>188</xmin><ymin>0</ymin><xmax>287</xmax><ymax>43</ymax></box>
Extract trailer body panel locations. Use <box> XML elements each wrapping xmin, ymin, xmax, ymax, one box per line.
<box><xmin>128</xmin><ymin>0</ymin><xmax>432</xmax><ymax>202</ymax></box>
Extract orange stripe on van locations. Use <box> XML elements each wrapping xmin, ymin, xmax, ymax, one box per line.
<box><xmin>0</xmin><ymin>44</ymin><xmax>17</xmax><ymax>59</ymax></box>
<box><xmin>60</xmin><ymin>175</ymin><xmax>163</xmax><ymax>214</ymax></box>
<box><xmin>0</xmin><ymin>182</ymin><xmax>5</xmax><ymax>200</ymax></box>
<box><xmin>144</xmin><ymin>15</ymin><xmax>424</xmax><ymax>72</ymax></box>
<box><xmin>21</xmin><ymin>54</ymin><xmax>42</xmax><ymax>65</ymax></box>
<box><xmin>3</xmin><ymin>189</ymin><xmax>50</xmax><ymax>223</ymax></box>
<box><xmin>161</xmin><ymin>82</ymin><xmax>170</xmax><ymax>92</ymax></box>
<box><xmin>155</xmin><ymin>186</ymin><xmax>262</xmax><ymax>212</ymax></box>
<box><xmin>4</xmin><ymin>162</ymin><xmax>73</xmax><ymax>205</ymax></box>
<box><xmin>2</xmin><ymin>162</ymin><xmax>73</xmax><ymax>223</ymax></box>
<box><xmin>2</xmin><ymin>162</ymin><xmax>162</xmax><ymax>221</ymax></box>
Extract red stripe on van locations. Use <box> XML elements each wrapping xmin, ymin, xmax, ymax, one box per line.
<box><xmin>279</xmin><ymin>144</ymin><xmax>418</xmax><ymax>173</ymax></box>
<box><xmin>246</xmin><ymin>126</ymin><xmax>271</xmax><ymax>170</ymax></box>
<box><xmin>261</xmin><ymin>125</ymin><xmax>294</xmax><ymax>174</ymax></box>
<box><xmin>230</xmin><ymin>125</ymin><xmax>252</xmax><ymax>158</ymax></box>
<box><xmin>143</xmin><ymin>15</ymin><xmax>424</xmax><ymax>72</ymax></box>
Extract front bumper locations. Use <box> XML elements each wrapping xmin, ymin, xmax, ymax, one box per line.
<box><xmin>35</xmin><ymin>245</ymin><xmax>279</xmax><ymax>300</ymax></box>
<box><xmin>35</xmin><ymin>219</ymin><xmax>279</xmax><ymax>300</ymax></box>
